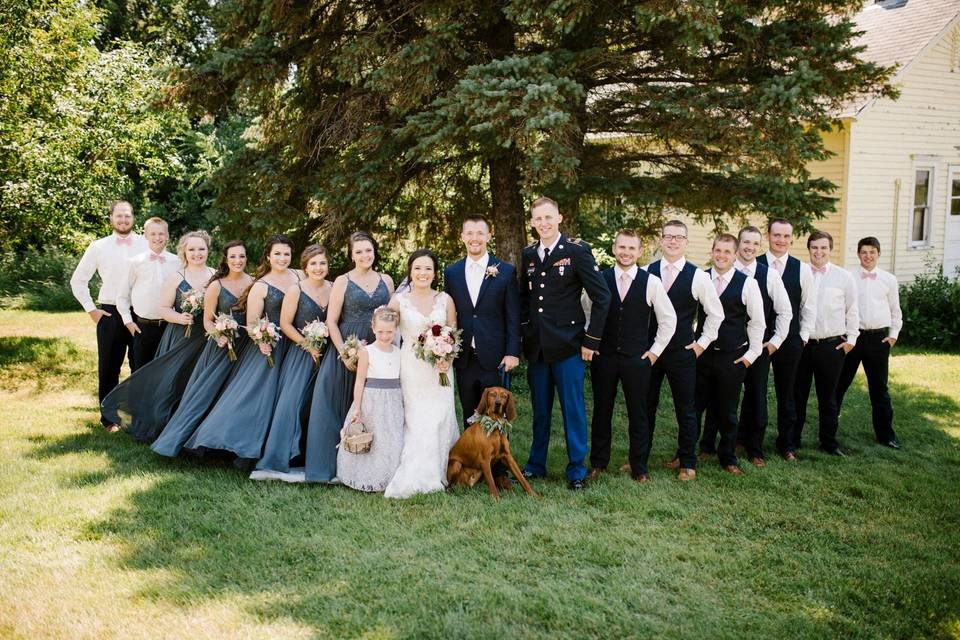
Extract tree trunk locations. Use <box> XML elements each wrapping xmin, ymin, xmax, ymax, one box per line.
<box><xmin>489</xmin><ymin>147</ymin><xmax>527</xmax><ymax>267</ymax></box>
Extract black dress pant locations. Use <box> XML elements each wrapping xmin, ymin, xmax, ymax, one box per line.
<box><xmin>770</xmin><ymin>333</ymin><xmax>803</xmax><ymax>454</ymax></box>
<box><xmin>646</xmin><ymin>346</ymin><xmax>699</xmax><ymax>469</ymax></box>
<box><xmin>96</xmin><ymin>304</ymin><xmax>133</xmax><ymax>426</ymax></box>
<box><xmin>695</xmin><ymin>346</ymin><xmax>748</xmax><ymax>467</ymax></box>
<box><xmin>836</xmin><ymin>329</ymin><xmax>896</xmax><ymax>443</ymax></box>
<box><xmin>699</xmin><ymin>348</ymin><xmax>769</xmax><ymax>459</ymax></box>
<box><xmin>590</xmin><ymin>351</ymin><xmax>652</xmax><ymax>474</ymax></box>
<box><xmin>794</xmin><ymin>337</ymin><xmax>846</xmax><ymax>451</ymax></box>
<box><xmin>131</xmin><ymin>314</ymin><xmax>166</xmax><ymax>371</ymax></box>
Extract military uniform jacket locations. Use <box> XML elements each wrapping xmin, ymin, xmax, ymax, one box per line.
<box><xmin>519</xmin><ymin>234</ymin><xmax>611</xmax><ymax>363</ymax></box>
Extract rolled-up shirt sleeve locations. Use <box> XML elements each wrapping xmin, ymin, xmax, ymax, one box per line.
<box><xmin>742</xmin><ymin>278</ymin><xmax>766</xmax><ymax>364</ymax></box>
<box><xmin>647</xmin><ymin>275</ymin><xmax>676</xmax><ymax>357</ymax></box>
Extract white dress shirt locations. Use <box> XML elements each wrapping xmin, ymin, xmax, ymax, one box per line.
<box><xmin>537</xmin><ymin>236</ymin><xmax>561</xmax><ymax>262</ymax></box>
<box><xmin>116</xmin><ymin>249</ymin><xmax>181</xmax><ymax>324</ymax></box>
<box><xmin>707</xmin><ymin>267</ymin><xmax>766</xmax><ymax>364</ymax></box>
<box><xmin>810</xmin><ymin>262</ymin><xmax>859</xmax><ymax>346</ymax></box>
<box><xmin>465</xmin><ymin>252</ymin><xmax>489</xmax><ymax>307</ymax></box>
<box><xmin>856</xmin><ymin>266</ymin><xmax>903</xmax><ymax>339</ymax></box>
<box><xmin>582</xmin><ymin>265</ymin><xmax>678</xmax><ymax>357</ymax></box>
<box><xmin>649</xmin><ymin>256</ymin><xmax>725</xmax><ymax>350</ymax></box>
<box><xmin>763</xmin><ymin>251</ymin><xmax>817</xmax><ymax>342</ymax></box>
<box><xmin>70</xmin><ymin>232</ymin><xmax>149</xmax><ymax>312</ymax></box>
<box><xmin>734</xmin><ymin>258</ymin><xmax>793</xmax><ymax>349</ymax></box>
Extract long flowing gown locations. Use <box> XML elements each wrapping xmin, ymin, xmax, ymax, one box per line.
<box><xmin>150</xmin><ymin>285</ymin><xmax>248</xmax><ymax>457</ymax></box>
<box><xmin>383</xmin><ymin>292</ymin><xmax>460</xmax><ymax>499</ymax></box>
<box><xmin>255</xmin><ymin>286</ymin><xmax>327</xmax><ymax>473</ymax></box>
<box><xmin>304</xmin><ymin>276</ymin><xmax>390</xmax><ymax>482</ymax></box>
<box><xmin>101</xmin><ymin>277</ymin><xmax>206</xmax><ymax>443</ymax></box>
<box><xmin>183</xmin><ymin>282</ymin><xmax>289</xmax><ymax>466</ymax></box>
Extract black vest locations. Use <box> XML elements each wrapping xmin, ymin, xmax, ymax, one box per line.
<box><xmin>758</xmin><ymin>254</ymin><xmax>801</xmax><ymax>336</ymax></box>
<box><xmin>698</xmin><ymin>269</ymin><xmax>748</xmax><ymax>350</ymax></box>
<box><xmin>648</xmin><ymin>260</ymin><xmax>699</xmax><ymax>349</ymax></box>
<box><xmin>600</xmin><ymin>267</ymin><xmax>652</xmax><ymax>357</ymax></box>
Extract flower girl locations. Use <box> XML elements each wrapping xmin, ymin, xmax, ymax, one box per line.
<box><xmin>336</xmin><ymin>306</ymin><xmax>404</xmax><ymax>492</ymax></box>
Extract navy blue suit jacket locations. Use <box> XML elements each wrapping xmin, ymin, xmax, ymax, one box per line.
<box><xmin>444</xmin><ymin>256</ymin><xmax>521</xmax><ymax>372</ymax></box>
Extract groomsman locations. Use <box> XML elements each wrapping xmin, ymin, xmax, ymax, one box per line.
<box><xmin>116</xmin><ymin>217</ymin><xmax>178</xmax><ymax>371</ymax></box>
<box><xmin>699</xmin><ymin>226</ymin><xmax>793</xmax><ymax>466</ymax></box>
<box><xmin>835</xmin><ymin>236</ymin><xmax>902</xmax><ymax>449</ymax></box>
<box><xmin>520</xmin><ymin>197</ymin><xmax>611</xmax><ymax>490</ymax></box>
<box><xmin>646</xmin><ymin>220</ymin><xmax>724</xmax><ymax>481</ymax></box>
<box><xmin>70</xmin><ymin>201</ymin><xmax>148</xmax><ymax>431</ymax></box>
<box><xmin>756</xmin><ymin>218</ymin><xmax>817</xmax><ymax>460</ymax></box>
<box><xmin>587</xmin><ymin>229</ymin><xmax>676</xmax><ymax>483</ymax></box>
<box><xmin>795</xmin><ymin>230</ymin><xmax>859</xmax><ymax>456</ymax></box>
<box><xmin>695</xmin><ymin>234</ymin><xmax>765</xmax><ymax>475</ymax></box>
<box><xmin>444</xmin><ymin>215</ymin><xmax>521</xmax><ymax>424</ymax></box>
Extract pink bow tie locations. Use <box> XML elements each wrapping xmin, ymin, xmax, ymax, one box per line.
<box><xmin>149</xmin><ymin>253</ymin><xmax>166</xmax><ymax>264</ymax></box>
<box><xmin>116</xmin><ymin>236</ymin><xmax>133</xmax><ymax>246</ymax></box>
<box><xmin>861</xmin><ymin>271</ymin><xmax>877</xmax><ymax>280</ymax></box>
<box><xmin>812</xmin><ymin>265</ymin><xmax>827</xmax><ymax>275</ymax></box>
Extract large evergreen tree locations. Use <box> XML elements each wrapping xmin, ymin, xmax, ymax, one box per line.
<box><xmin>178</xmin><ymin>0</ymin><xmax>894</xmax><ymax>265</ymax></box>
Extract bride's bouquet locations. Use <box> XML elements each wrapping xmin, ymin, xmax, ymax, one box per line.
<box><xmin>247</xmin><ymin>316</ymin><xmax>281</xmax><ymax>367</ymax></box>
<box><xmin>340</xmin><ymin>334</ymin><xmax>365</xmax><ymax>369</ymax></box>
<box><xmin>301</xmin><ymin>319</ymin><xmax>329</xmax><ymax>368</ymax></box>
<box><xmin>180</xmin><ymin>288</ymin><xmax>205</xmax><ymax>338</ymax></box>
<box><xmin>413</xmin><ymin>322</ymin><xmax>462</xmax><ymax>387</ymax></box>
<box><xmin>206</xmin><ymin>313</ymin><xmax>240</xmax><ymax>361</ymax></box>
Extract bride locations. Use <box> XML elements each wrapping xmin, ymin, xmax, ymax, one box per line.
<box><xmin>384</xmin><ymin>249</ymin><xmax>460</xmax><ymax>499</ymax></box>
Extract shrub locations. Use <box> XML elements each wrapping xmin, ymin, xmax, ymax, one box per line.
<box><xmin>0</xmin><ymin>248</ymin><xmax>95</xmax><ymax>312</ymax></box>
<box><xmin>898</xmin><ymin>263</ymin><xmax>960</xmax><ymax>351</ymax></box>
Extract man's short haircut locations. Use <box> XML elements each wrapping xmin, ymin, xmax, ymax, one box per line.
<box><xmin>712</xmin><ymin>233</ymin><xmax>739</xmax><ymax>250</ymax></box>
<box><xmin>662</xmin><ymin>219</ymin><xmax>688</xmax><ymax>234</ymax></box>
<box><xmin>143</xmin><ymin>216</ymin><xmax>168</xmax><ymax>230</ymax></box>
<box><xmin>738</xmin><ymin>225</ymin><xmax>762</xmax><ymax>241</ymax></box>
<box><xmin>108</xmin><ymin>200</ymin><xmax>133</xmax><ymax>216</ymax></box>
<box><xmin>462</xmin><ymin>215</ymin><xmax>491</xmax><ymax>230</ymax></box>
<box><xmin>807</xmin><ymin>230</ymin><xmax>833</xmax><ymax>249</ymax></box>
<box><xmin>529</xmin><ymin>196</ymin><xmax>559</xmax><ymax>214</ymax></box>
<box><xmin>857</xmin><ymin>236</ymin><xmax>881</xmax><ymax>254</ymax></box>
<box><xmin>614</xmin><ymin>228</ymin><xmax>640</xmax><ymax>242</ymax></box>
<box><xmin>767</xmin><ymin>218</ymin><xmax>793</xmax><ymax>233</ymax></box>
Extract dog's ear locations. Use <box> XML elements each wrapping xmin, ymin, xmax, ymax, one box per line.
<box><xmin>505</xmin><ymin>391</ymin><xmax>517</xmax><ymax>422</ymax></box>
<box><xmin>475</xmin><ymin>387</ymin><xmax>491</xmax><ymax>417</ymax></box>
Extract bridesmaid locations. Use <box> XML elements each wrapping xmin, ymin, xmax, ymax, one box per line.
<box><xmin>102</xmin><ymin>231</ymin><xmax>215</xmax><ymax>443</ymax></box>
<box><xmin>151</xmin><ymin>241</ymin><xmax>254</xmax><ymax>457</ymax></box>
<box><xmin>252</xmin><ymin>244</ymin><xmax>332</xmax><ymax>479</ymax></box>
<box><xmin>304</xmin><ymin>231</ymin><xmax>393</xmax><ymax>483</ymax></box>
<box><xmin>183</xmin><ymin>235</ymin><xmax>301</xmax><ymax>468</ymax></box>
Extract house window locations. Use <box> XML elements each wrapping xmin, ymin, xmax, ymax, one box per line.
<box><xmin>911</xmin><ymin>168</ymin><xmax>933</xmax><ymax>245</ymax></box>
<box><xmin>951</xmin><ymin>170</ymin><xmax>960</xmax><ymax>216</ymax></box>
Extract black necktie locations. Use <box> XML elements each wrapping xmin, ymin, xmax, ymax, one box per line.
<box><xmin>543</xmin><ymin>246</ymin><xmax>550</xmax><ymax>262</ymax></box>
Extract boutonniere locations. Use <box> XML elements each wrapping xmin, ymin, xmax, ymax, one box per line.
<box><xmin>485</xmin><ymin>263</ymin><xmax>500</xmax><ymax>279</ymax></box>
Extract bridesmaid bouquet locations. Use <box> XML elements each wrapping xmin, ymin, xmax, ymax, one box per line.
<box><xmin>247</xmin><ymin>317</ymin><xmax>281</xmax><ymax>368</ymax></box>
<box><xmin>413</xmin><ymin>323</ymin><xmax>462</xmax><ymax>387</ymax></box>
<box><xmin>340</xmin><ymin>335</ymin><xmax>364</xmax><ymax>369</ymax></box>
<box><xmin>181</xmin><ymin>288</ymin><xmax>205</xmax><ymax>338</ymax></box>
<box><xmin>301</xmin><ymin>319</ymin><xmax>329</xmax><ymax>368</ymax></box>
<box><xmin>207</xmin><ymin>313</ymin><xmax>240</xmax><ymax>362</ymax></box>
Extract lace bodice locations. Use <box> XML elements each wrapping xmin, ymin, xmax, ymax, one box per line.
<box><xmin>397</xmin><ymin>292</ymin><xmax>449</xmax><ymax>345</ymax></box>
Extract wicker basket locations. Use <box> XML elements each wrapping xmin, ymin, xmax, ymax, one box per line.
<box><xmin>342</xmin><ymin>418</ymin><xmax>373</xmax><ymax>454</ymax></box>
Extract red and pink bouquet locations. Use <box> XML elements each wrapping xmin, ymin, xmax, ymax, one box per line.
<box><xmin>207</xmin><ymin>313</ymin><xmax>240</xmax><ymax>361</ymax></box>
<box><xmin>413</xmin><ymin>322</ymin><xmax>462</xmax><ymax>387</ymax></box>
<box><xmin>247</xmin><ymin>316</ymin><xmax>281</xmax><ymax>367</ymax></box>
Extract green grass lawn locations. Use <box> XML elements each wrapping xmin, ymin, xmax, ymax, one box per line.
<box><xmin>1</xmin><ymin>310</ymin><xmax>958</xmax><ymax>639</ymax></box>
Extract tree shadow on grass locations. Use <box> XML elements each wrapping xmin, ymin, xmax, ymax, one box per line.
<box><xmin>23</xmin><ymin>371</ymin><xmax>960</xmax><ymax>639</ymax></box>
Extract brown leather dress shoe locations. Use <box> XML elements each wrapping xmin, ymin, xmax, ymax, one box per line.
<box><xmin>618</xmin><ymin>462</ymin><xmax>631</xmax><ymax>472</ymax></box>
<box><xmin>105</xmin><ymin>423</ymin><xmax>121</xmax><ymax>433</ymax></box>
<box><xmin>782</xmin><ymin>451</ymin><xmax>797</xmax><ymax>462</ymax></box>
<box><xmin>586</xmin><ymin>467</ymin><xmax>605</xmax><ymax>481</ymax></box>
<box><xmin>677</xmin><ymin>468</ymin><xmax>696</xmax><ymax>481</ymax></box>
<box><xmin>632</xmin><ymin>473</ymin><xmax>651</xmax><ymax>484</ymax></box>
<box><xmin>664</xmin><ymin>457</ymin><xmax>681</xmax><ymax>470</ymax></box>
<box><xmin>722</xmin><ymin>464</ymin><xmax>745</xmax><ymax>476</ymax></box>
<box><xmin>749</xmin><ymin>457</ymin><xmax>766</xmax><ymax>468</ymax></box>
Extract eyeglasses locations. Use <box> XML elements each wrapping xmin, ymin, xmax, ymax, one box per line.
<box><xmin>661</xmin><ymin>234</ymin><xmax>687</xmax><ymax>242</ymax></box>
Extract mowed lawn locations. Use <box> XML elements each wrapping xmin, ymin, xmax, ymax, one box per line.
<box><xmin>0</xmin><ymin>310</ymin><xmax>958</xmax><ymax>640</ymax></box>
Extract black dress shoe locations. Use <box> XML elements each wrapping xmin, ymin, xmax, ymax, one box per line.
<box><xmin>567</xmin><ymin>478</ymin><xmax>586</xmax><ymax>491</ymax></box>
<box><xmin>883</xmin><ymin>439</ymin><xmax>901</xmax><ymax>450</ymax></box>
<box><xmin>522</xmin><ymin>470</ymin><xmax>546</xmax><ymax>479</ymax></box>
<box><xmin>819</xmin><ymin>446</ymin><xmax>846</xmax><ymax>457</ymax></box>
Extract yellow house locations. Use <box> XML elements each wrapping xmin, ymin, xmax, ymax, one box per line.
<box><xmin>682</xmin><ymin>0</ymin><xmax>960</xmax><ymax>281</ymax></box>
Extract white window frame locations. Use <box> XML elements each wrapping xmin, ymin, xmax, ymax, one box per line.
<box><xmin>948</xmin><ymin>165</ymin><xmax>960</xmax><ymax>219</ymax></box>
<box><xmin>909</xmin><ymin>167</ymin><xmax>934</xmax><ymax>248</ymax></box>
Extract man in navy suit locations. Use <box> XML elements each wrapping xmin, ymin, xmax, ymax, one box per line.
<box><xmin>519</xmin><ymin>197</ymin><xmax>611</xmax><ymax>490</ymax></box>
<box><xmin>444</xmin><ymin>215</ymin><xmax>521</xmax><ymax>430</ymax></box>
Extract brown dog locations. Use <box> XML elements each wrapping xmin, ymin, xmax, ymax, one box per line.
<box><xmin>446</xmin><ymin>387</ymin><xmax>537</xmax><ymax>501</ymax></box>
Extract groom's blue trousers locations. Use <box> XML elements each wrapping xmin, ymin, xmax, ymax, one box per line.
<box><xmin>524</xmin><ymin>353</ymin><xmax>588</xmax><ymax>481</ymax></box>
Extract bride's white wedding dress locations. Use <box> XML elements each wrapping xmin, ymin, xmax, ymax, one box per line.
<box><xmin>384</xmin><ymin>292</ymin><xmax>460</xmax><ymax>499</ymax></box>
